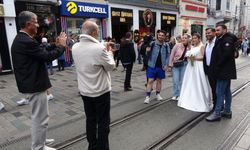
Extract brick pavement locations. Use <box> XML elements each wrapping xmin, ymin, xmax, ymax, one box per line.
<box><xmin>0</xmin><ymin>63</ymin><xmax>172</xmax><ymax>145</ymax></box>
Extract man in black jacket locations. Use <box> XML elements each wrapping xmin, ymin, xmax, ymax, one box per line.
<box><xmin>11</xmin><ymin>11</ymin><xmax>66</xmax><ymax>150</ymax></box>
<box><xmin>120</xmin><ymin>32</ymin><xmax>136</xmax><ymax>91</ymax></box>
<box><xmin>206</xmin><ymin>24</ymin><xmax>237</xmax><ymax>122</ymax></box>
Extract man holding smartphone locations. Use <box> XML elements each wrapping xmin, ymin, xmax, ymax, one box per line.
<box><xmin>11</xmin><ymin>11</ymin><xmax>66</xmax><ymax>150</ymax></box>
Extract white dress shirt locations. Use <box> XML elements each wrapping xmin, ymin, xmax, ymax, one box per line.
<box><xmin>205</xmin><ymin>37</ymin><xmax>216</xmax><ymax>66</ymax></box>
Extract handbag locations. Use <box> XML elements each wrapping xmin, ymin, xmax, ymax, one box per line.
<box><xmin>173</xmin><ymin>59</ymin><xmax>185</xmax><ymax>67</ymax></box>
<box><xmin>173</xmin><ymin>45</ymin><xmax>188</xmax><ymax>68</ymax></box>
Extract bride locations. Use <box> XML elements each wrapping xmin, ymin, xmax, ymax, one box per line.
<box><xmin>177</xmin><ymin>33</ymin><xmax>213</xmax><ymax>112</ymax></box>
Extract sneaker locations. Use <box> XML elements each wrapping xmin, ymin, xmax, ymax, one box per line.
<box><xmin>44</xmin><ymin>145</ymin><xmax>56</xmax><ymax>150</ymax></box>
<box><xmin>156</xmin><ymin>94</ymin><xmax>163</xmax><ymax>101</ymax></box>
<box><xmin>144</xmin><ymin>96</ymin><xmax>150</xmax><ymax>104</ymax></box>
<box><xmin>206</xmin><ymin>112</ymin><xmax>221</xmax><ymax>122</ymax></box>
<box><xmin>47</xmin><ymin>94</ymin><xmax>54</xmax><ymax>101</ymax></box>
<box><xmin>0</xmin><ymin>102</ymin><xmax>4</xmax><ymax>111</ymax></box>
<box><xmin>45</xmin><ymin>139</ymin><xmax>55</xmax><ymax>145</ymax></box>
<box><xmin>221</xmin><ymin>111</ymin><xmax>232</xmax><ymax>119</ymax></box>
<box><xmin>17</xmin><ymin>98</ymin><xmax>29</xmax><ymax>106</ymax></box>
<box><xmin>171</xmin><ymin>96</ymin><xmax>177</xmax><ymax>100</ymax></box>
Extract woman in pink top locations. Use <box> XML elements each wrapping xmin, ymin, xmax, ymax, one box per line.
<box><xmin>168</xmin><ymin>34</ymin><xmax>191</xmax><ymax>100</ymax></box>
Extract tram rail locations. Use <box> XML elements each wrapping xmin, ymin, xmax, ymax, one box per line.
<box><xmin>55</xmin><ymin>74</ymin><xmax>250</xmax><ymax>150</ymax></box>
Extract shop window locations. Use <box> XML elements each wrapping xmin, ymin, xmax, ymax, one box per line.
<box><xmin>67</xmin><ymin>18</ymin><xmax>102</xmax><ymax>41</ymax></box>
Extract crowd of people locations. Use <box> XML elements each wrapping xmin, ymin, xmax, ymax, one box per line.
<box><xmin>0</xmin><ymin>10</ymin><xmax>241</xmax><ymax>150</ymax></box>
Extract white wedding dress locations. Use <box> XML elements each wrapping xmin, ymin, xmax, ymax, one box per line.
<box><xmin>177</xmin><ymin>44</ymin><xmax>213</xmax><ymax>112</ymax></box>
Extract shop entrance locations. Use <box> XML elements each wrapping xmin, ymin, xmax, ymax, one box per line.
<box><xmin>112</xmin><ymin>24</ymin><xmax>132</xmax><ymax>43</ymax></box>
<box><xmin>0</xmin><ymin>17</ymin><xmax>12</xmax><ymax>73</ymax></box>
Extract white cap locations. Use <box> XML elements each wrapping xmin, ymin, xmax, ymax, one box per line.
<box><xmin>42</xmin><ymin>37</ymin><xmax>48</xmax><ymax>43</ymax></box>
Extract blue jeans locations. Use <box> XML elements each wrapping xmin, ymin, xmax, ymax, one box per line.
<box><xmin>172</xmin><ymin>62</ymin><xmax>187</xmax><ymax>97</ymax></box>
<box><xmin>214</xmin><ymin>79</ymin><xmax>232</xmax><ymax>114</ymax></box>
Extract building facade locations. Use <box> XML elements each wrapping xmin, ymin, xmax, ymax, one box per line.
<box><xmin>59</xmin><ymin>0</ymin><xmax>109</xmax><ymax>41</ymax></box>
<box><xmin>107</xmin><ymin>0</ymin><xmax>178</xmax><ymax>42</ymax></box>
<box><xmin>207</xmin><ymin>0</ymin><xmax>240</xmax><ymax>34</ymax></box>
<box><xmin>178</xmin><ymin>0</ymin><xmax>207</xmax><ymax>40</ymax></box>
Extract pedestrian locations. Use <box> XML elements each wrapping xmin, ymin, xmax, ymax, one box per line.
<box><xmin>203</xmin><ymin>28</ymin><xmax>217</xmax><ymax>110</ymax></box>
<box><xmin>41</xmin><ymin>37</ymin><xmax>54</xmax><ymax>75</ymax></box>
<box><xmin>57</xmin><ymin>51</ymin><xmax>65</xmax><ymax>71</ymax></box>
<box><xmin>72</xmin><ymin>19</ymin><xmax>116</xmax><ymax>150</ymax></box>
<box><xmin>119</xmin><ymin>32</ymin><xmax>136</xmax><ymax>91</ymax></box>
<box><xmin>206</xmin><ymin>24</ymin><xmax>237</xmax><ymax>122</ymax></box>
<box><xmin>177</xmin><ymin>33</ymin><xmax>213</xmax><ymax>112</ymax></box>
<box><xmin>11</xmin><ymin>11</ymin><xmax>66</xmax><ymax>150</ymax></box>
<box><xmin>144</xmin><ymin>30</ymin><xmax>170</xmax><ymax>104</ymax></box>
<box><xmin>242</xmin><ymin>38</ymin><xmax>249</xmax><ymax>56</ymax></box>
<box><xmin>168</xmin><ymin>34</ymin><xmax>191</xmax><ymax>100</ymax></box>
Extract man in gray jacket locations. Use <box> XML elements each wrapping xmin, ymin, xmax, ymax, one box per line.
<box><xmin>72</xmin><ymin>20</ymin><xmax>116</xmax><ymax>150</ymax></box>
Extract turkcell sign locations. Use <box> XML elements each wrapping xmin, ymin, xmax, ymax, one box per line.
<box><xmin>60</xmin><ymin>1</ymin><xmax>108</xmax><ymax>18</ymax></box>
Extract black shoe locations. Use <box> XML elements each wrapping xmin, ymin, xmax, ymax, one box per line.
<box><xmin>206</xmin><ymin>112</ymin><xmax>221</xmax><ymax>122</ymax></box>
<box><xmin>124</xmin><ymin>88</ymin><xmax>133</xmax><ymax>91</ymax></box>
<box><xmin>221</xmin><ymin>111</ymin><xmax>232</xmax><ymax>119</ymax></box>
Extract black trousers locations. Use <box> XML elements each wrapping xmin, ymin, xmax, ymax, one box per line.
<box><xmin>207</xmin><ymin>74</ymin><xmax>217</xmax><ymax>108</ymax></box>
<box><xmin>58</xmin><ymin>60</ymin><xmax>65</xmax><ymax>71</ymax></box>
<box><xmin>81</xmin><ymin>92</ymin><xmax>110</xmax><ymax>150</ymax></box>
<box><xmin>124</xmin><ymin>63</ymin><xmax>133</xmax><ymax>89</ymax></box>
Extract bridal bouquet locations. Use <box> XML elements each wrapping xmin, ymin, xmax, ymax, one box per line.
<box><xmin>186</xmin><ymin>48</ymin><xmax>200</xmax><ymax>66</ymax></box>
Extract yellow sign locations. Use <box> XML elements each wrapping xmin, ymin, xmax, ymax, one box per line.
<box><xmin>0</xmin><ymin>5</ymin><xmax>4</xmax><ymax>17</ymax></box>
<box><xmin>162</xmin><ymin>15</ymin><xmax>175</xmax><ymax>21</ymax></box>
<box><xmin>66</xmin><ymin>2</ymin><xmax>77</xmax><ymax>15</ymax></box>
<box><xmin>112</xmin><ymin>11</ymin><xmax>133</xmax><ymax>18</ymax></box>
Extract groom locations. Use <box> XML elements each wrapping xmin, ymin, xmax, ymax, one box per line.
<box><xmin>206</xmin><ymin>24</ymin><xmax>237</xmax><ymax>122</ymax></box>
<box><xmin>203</xmin><ymin>28</ymin><xmax>217</xmax><ymax>110</ymax></box>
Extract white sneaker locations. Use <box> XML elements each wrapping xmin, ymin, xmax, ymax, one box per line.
<box><xmin>45</xmin><ymin>139</ymin><xmax>55</xmax><ymax>145</ymax></box>
<box><xmin>47</xmin><ymin>94</ymin><xmax>54</xmax><ymax>101</ymax></box>
<box><xmin>156</xmin><ymin>94</ymin><xmax>163</xmax><ymax>101</ymax></box>
<box><xmin>44</xmin><ymin>145</ymin><xmax>56</xmax><ymax>150</ymax></box>
<box><xmin>17</xmin><ymin>98</ymin><xmax>29</xmax><ymax>106</ymax></box>
<box><xmin>144</xmin><ymin>96</ymin><xmax>150</xmax><ymax>104</ymax></box>
<box><xmin>172</xmin><ymin>96</ymin><xmax>177</xmax><ymax>100</ymax></box>
<box><xmin>0</xmin><ymin>102</ymin><xmax>4</xmax><ymax>111</ymax></box>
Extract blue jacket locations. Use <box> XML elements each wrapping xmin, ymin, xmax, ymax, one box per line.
<box><xmin>147</xmin><ymin>41</ymin><xmax>170</xmax><ymax>68</ymax></box>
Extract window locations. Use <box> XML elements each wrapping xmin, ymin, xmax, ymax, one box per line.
<box><xmin>216</xmin><ymin>0</ymin><xmax>221</xmax><ymax>10</ymax></box>
<box><xmin>226</xmin><ymin>0</ymin><xmax>230</xmax><ymax>10</ymax></box>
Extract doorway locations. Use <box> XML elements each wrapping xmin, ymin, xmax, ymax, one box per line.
<box><xmin>112</xmin><ymin>24</ymin><xmax>132</xmax><ymax>43</ymax></box>
<box><xmin>0</xmin><ymin>17</ymin><xmax>12</xmax><ymax>73</ymax></box>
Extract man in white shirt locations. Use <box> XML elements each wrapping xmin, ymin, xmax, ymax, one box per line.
<box><xmin>203</xmin><ymin>27</ymin><xmax>217</xmax><ymax>110</ymax></box>
<box><xmin>72</xmin><ymin>19</ymin><xmax>116</xmax><ymax>150</ymax></box>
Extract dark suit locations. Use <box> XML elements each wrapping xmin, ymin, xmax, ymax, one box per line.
<box><xmin>203</xmin><ymin>39</ymin><xmax>217</xmax><ymax>107</ymax></box>
<box><xmin>11</xmin><ymin>32</ymin><xmax>65</xmax><ymax>93</ymax></box>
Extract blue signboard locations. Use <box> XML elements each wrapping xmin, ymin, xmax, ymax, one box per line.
<box><xmin>60</xmin><ymin>1</ymin><xmax>109</xmax><ymax>18</ymax></box>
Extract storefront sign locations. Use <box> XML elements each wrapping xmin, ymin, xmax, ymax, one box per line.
<box><xmin>0</xmin><ymin>4</ymin><xmax>4</xmax><ymax>17</ymax></box>
<box><xmin>111</xmin><ymin>8</ymin><xmax>133</xmax><ymax>24</ymax></box>
<box><xmin>186</xmin><ymin>5</ymin><xmax>205</xmax><ymax>13</ymax></box>
<box><xmin>25</xmin><ymin>3</ymin><xmax>52</xmax><ymax>13</ymax></box>
<box><xmin>60</xmin><ymin>1</ymin><xmax>108</xmax><ymax>18</ymax></box>
<box><xmin>161</xmin><ymin>13</ymin><xmax>176</xmax><ymax>26</ymax></box>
